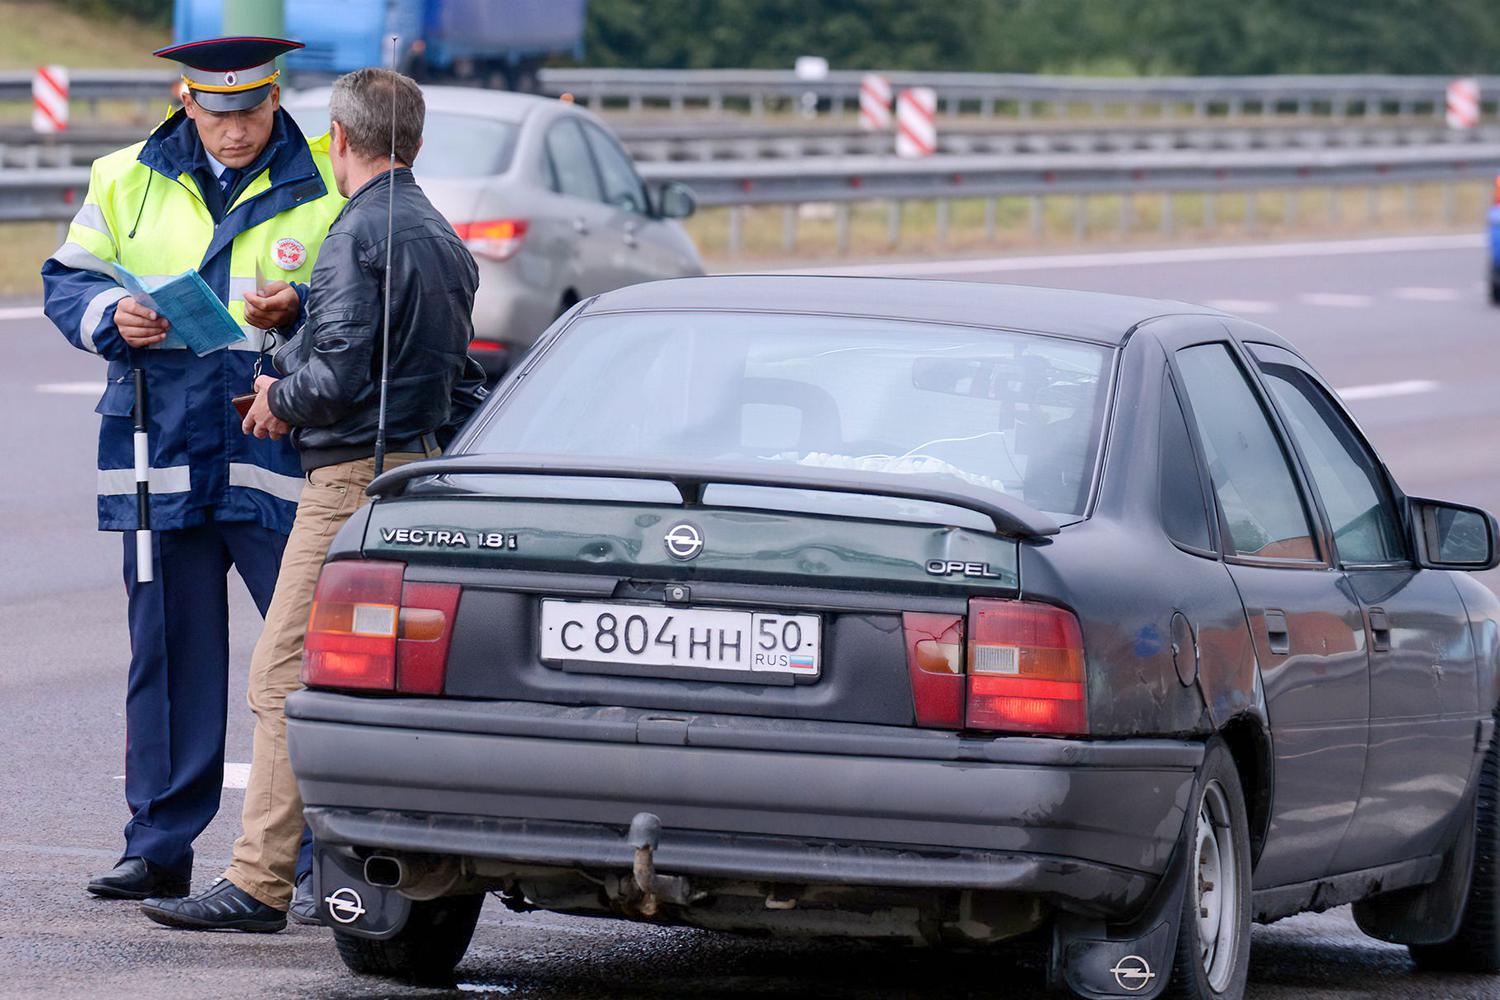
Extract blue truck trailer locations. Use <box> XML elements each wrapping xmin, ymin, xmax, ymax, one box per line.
<box><xmin>173</xmin><ymin>0</ymin><xmax>586</xmax><ymax>90</ymax></box>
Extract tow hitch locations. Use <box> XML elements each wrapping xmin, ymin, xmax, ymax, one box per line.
<box><xmin>627</xmin><ymin>812</ymin><xmax>695</xmax><ymax>916</ymax></box>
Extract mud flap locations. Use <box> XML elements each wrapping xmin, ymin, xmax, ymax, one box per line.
<box><xmin>314</xmin><ymin>847</ymin><xmax>412</xmax><ymax>940</ymax></box>
<box><xmin>1049</xmin><ymin>826</ymin><xmax>1192</xmax><ymax>999</ymax></box>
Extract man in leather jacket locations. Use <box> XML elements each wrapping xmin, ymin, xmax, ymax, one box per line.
<box><xmin>143</xmin><ymin>67</ymin><xmax>479</xmax><ymax>932</ymax></box>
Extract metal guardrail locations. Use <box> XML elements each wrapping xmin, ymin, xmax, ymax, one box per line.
<box><xmin>540</xmin><ymin>68</ymin><xmax>1500</xmax><ymax>119</ymax></box>
<box><xmin>9</xmin><ymin>119</ymin><xmax>1500</xmax><ymax>171</ymax></box>
<box><xmin>4</xmin><ymin>68</ymin><xmax>1500</xmax><ymax>121</ymax></box>
<box><xmin>9</xmin><ymin>144</ymin><xmax>1499</xmax><ymax>234</ymax></box>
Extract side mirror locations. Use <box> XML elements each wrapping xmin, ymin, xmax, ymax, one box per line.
<box><xmin>654</xmin><ymin>181</ymin><xmax>697</xmax><ymax>219</ymax></box>
<box><xmin>1411</xmin><ymin>497</ymin><xmax>1500</xmax><ymax>570</ymax></box>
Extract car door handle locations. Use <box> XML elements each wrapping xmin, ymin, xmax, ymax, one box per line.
<box><xmin>622</xmin><ymin>224</ymin><xmax>639</xmax><ymax>248</ymax></box>
<box><xmin>1265</xmin><ymin>610</ymin><xmax>1290</xmax><ymax>655</ymax></box>
<box><xmin>1368</xmin><ymin>608</ymin><xmax>1391</xmax><ymax>652</ymax></box>
<box><xmin>572</xmin><ymin>217</ymin><xmax>589</xmax><ymax>235</ymax></box>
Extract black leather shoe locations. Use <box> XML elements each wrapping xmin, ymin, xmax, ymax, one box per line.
<box><xmin>87</xmin><ymin>858</ymin><xmax>190</xmax><ymax>900</ymax></box>
<box><xmin>288</xmin><ymin>872</ymin><xmax>321</xmax><ymax>926</ymax></box>
<box><xmin>141</xmin><ymin>878</ymin><xmax>286</xmax><ymax>933</ymax></box>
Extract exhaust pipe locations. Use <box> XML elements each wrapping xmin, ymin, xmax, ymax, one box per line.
<box><xmin>364</xmin><ymin>854</ymin><xmax>405</xmax><ymax>889</ymax></box>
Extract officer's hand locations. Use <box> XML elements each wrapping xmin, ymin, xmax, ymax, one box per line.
<box><xmin>242</xmin><ymin>377</ymin><xmax>292</xmax><ymax>440</ymax></box>
<box><xmin>115</xmin><ymin>295</ymin><xmax>170</xmax><ymax>348</ymax></box>
<box><xmin>243</xmin><ymin>281</ymin><xmax>300</xmax><ymax>330</ymax></box>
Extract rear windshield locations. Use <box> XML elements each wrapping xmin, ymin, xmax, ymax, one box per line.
<box><xmin>289</xmin><ymin>107</ymin><xmax>518</xmax><ymax>178</ymax></box>
<box><xmin>471</xmin><ymin>312</ymin><xmax>1112</xmax><ymax>517</ymax></box>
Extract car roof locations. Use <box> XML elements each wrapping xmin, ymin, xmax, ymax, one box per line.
<box><xmin>579</xmin><ymin>275</ymin><xmax>1229</xmax><ymax>346</ymax></box>
<box><xmin>284</xmin><ymin>84</ymin><xmax>562</xmax><ymax>125</ymax></box>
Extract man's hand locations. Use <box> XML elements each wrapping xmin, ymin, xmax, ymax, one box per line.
<box><xmin>242</xmin><ymin>374</ymin><xmax>292</xmax><ymax>440</ymax></box>
<box><xmin>243</xmin><ymin>281</ymin><xmax>301</xmax><ymax>330</ymax></box>
<box><xmin>115</xmin><ymin>295</ymin><xmax>170</xmax><ymax>348</ymax></box>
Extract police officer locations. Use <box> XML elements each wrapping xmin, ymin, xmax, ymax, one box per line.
<box><xmin>41</xmin><ymin>37</ymin><xmax>344</xmax><ymax>907</ymax></box>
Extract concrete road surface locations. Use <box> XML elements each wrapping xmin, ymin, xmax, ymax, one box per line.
<box><xmin>1</xmin><ymin>232</ymin><xmax>1498</xmax><ymax>999</ymax></box>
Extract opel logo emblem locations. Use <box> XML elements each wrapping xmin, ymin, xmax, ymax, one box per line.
<box><xmin>1108</xmin><ymin>954</ymin><xmax>1156</xmax><ymax>992</ymax></box>
<box><xmin>324</xmin><ymin>886</ymin><xmax>367</xmax><ymax>925</ymax></box>
<box><xmin>664</xmin><ymin>522</ymin><xmax>703</xmax><ymax>561</ymax></box>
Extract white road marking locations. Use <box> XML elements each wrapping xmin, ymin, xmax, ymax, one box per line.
<box><xmin>1393</xmin><ymin>286</ymin><xmax>1463</xmax><ymax>302</ymax></box>
<box><xmin>1335</xmin><ymin>379</ymin><xmax>1440</xmax><ymax>401</ymax></box>
<box><xmin>1300</xmin><ymin>292</ymin><xmax>1374</xmax><ymax>308</ymax></box>
<box><xmin>1203</xmin><ymin>298</ymin><xmax>1278</xmax><ymax>315</ymax></box>
<box><xmin>223</xmin><ymin>762</ymin><xmax>251</xmax><ymax>789</ymax></box>
<box><xmin>37</xmin><ymin>381</ymin><xmax>105</xmax><ymax>395</ymax></box>
<box><xmin>766</xmin><ymin>233</ymin><xmax>1486</xmax><ymax>278</ymax></box>
<box><xmin>0</xmin><ymin>305</ymin><xmax>44</xmax><ymax>322</ymax></box>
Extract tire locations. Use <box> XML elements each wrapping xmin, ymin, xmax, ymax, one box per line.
<box><xmin>1489</xmin><ymin>279</ymin><xmax>1500</xmax><ymax>306</ymax></box>
<box><xmin>1164</xmin><ymin>739</ymin><xmax>1253</xmax><ymax>1000</ymax></box>
<box><xmin>1409</xmin><ymin>724</ymin><xmax>1500</xmax><ymax>972</ymax></box>
<box><xmin>333</xmin><ymin>893</ymin><xmax>485</xmax><ymax>986</ymax></box>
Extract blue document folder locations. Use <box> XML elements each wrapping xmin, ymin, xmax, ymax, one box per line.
<box><xmin>113</xmin><ymin>264</ymin><xmax>246</xmax><ymax>357</ymax></box>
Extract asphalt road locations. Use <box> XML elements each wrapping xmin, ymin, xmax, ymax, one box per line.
<box><xmin>2</xmin><ymin>232</ymin><xmax>1499</xmax><ymax>999</ymax></box>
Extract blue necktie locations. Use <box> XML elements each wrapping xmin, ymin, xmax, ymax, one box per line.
<box><xmin>219</xmin><ymin>167</ymin><xmax>240</xmax><ymax>199</ymax></box>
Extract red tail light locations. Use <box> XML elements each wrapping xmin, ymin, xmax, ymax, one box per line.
<box><xmin>902</xmin><ymin>612</ymin><xmax>965</xmax><ymax>728</ymax></box>
<box><xmin>453</xmin><ymin>219</ymin><xmax>528</xmax><ymax>261</ymax></box>
<box><xmin>1493</xmin><ymin>176</ymin><xmax>1500</xmax><ymax>206</ymax></box>
<box><xmin>966</xmin><ymin>599</ymin><xmax>1088</xmax><ymax>735</ymax></box>
<box><xmin>304</xmin><ymin>560</ymin><xmax>461</xmax><ymax>694</ymax></box>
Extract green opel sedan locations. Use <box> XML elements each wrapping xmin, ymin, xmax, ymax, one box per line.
<box><xmin>287</xmin><ymin>276</ymin><xmax>1500</xmax><ymax>1000</ymax></box>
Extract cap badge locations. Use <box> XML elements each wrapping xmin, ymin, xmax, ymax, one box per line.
<box><xmin>272</xmin><ymin>237</ymin><xmax>306</xmax><ymax>271</ymax></box>
<box><xmin>223</xmin><ymin>70</ymin><xmax>238</xmax><ymax>87</ymax></box>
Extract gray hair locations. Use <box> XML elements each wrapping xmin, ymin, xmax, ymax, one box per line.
<box><xmin>329</xmin><ymin>68</ymin><xmax>424</xmax><ymax>166</ymax></box>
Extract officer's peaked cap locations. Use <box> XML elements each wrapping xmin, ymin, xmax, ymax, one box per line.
<box><xmin>153</xmin><ymin>36</ymin><xmax>303</xmax><ymax>113</ymax></box>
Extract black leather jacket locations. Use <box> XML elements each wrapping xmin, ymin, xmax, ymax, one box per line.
<box><xmin>268</xmin><ymin>168</ymin><xmax>479</xmax><ymax>470</ymax></box>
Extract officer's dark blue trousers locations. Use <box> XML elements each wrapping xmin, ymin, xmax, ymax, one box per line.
<box><xmin>121</xmin><ymin>521</ymin><xmax>292</xmax><ymax>876</ymax></box>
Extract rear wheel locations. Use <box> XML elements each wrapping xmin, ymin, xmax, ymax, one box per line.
<box><xmin>1410</xmin><ymin>724</ymin><xmax>1500</xmax><ymax>972</ymax></box>
<box><xmin>1489</xmin><ymin>279</ymin><xmax>1500</xmax><ymax>306</ymax></box>
<box><xmin>333</xmin><ymin>893</ymin><xmax>484</xmax><ymax>986</ymax></box>
<box><xmin>1166</xmin><ymin>740</ymin><xmax>1252</xmax><ymax>1000</ymax></box>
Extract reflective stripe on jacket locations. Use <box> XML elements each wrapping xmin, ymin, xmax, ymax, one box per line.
<box><xmin>41</xmin><ymin>109</ymin><xmax>344</xmax><ymax>533</ymax></box>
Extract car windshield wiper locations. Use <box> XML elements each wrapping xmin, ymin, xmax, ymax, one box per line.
<box><xmin>366</xmin><ymin>454</ymin><xmax>1061</xmax><ymax>539</ymax></box>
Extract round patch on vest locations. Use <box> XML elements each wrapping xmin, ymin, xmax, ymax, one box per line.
<box><xmin>224</xmin><ymin>71</ymin><xmax>238</xmax><ymax>87</ymax></box>
<box><xmin>272</xmin><ymin>237</ymin><xmax>307</xmax><ymax>271</ymax></box>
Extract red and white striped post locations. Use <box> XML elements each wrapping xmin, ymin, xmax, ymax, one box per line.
<box><xmin>859</xmin><ymin>74</ymin><xmax>891</xmax><ymax>131</ymax></box>
<box><xmin>895</xmin><ymin>87</ymin><xmax>936</xmax><ymax>158</ymax></box>
<box><xmin>32</xmin><ymin>64</ymin><xmax>69</xmax><ymax>134</ymax></box>
<box><xmin>1446</xmin><ymin>77</ymin><xmax>1479</xmax><ymax>130</ymax></box>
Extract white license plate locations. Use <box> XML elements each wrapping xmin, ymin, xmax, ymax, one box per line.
<box><xmin>539</xmin><ymin>600</ymin><xmax>820</xmax><ymax>677</ymax></box>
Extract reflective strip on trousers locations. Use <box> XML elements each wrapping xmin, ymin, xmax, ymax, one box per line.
<box><xmin>229</xmin><ymin>463</ymin><xmax>304</xmax><ymax>503</ymax></box>
<box><xmin>99</xmin><ymin>465</ymin><xmax>191</xmax><ymax>495</ymax></box>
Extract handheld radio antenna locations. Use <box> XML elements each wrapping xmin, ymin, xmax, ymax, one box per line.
<box><xmin>372</xmin><ymin>35</ymin><xmax>398</xmax><ymax>477</ymax></box>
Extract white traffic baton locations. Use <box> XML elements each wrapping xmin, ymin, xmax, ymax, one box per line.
<box><xmin>133</xmin><ymin>366</ymin><xmax>153</xmax><ymax>583</ymax></box>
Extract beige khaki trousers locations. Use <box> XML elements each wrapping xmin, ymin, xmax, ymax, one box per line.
<box><xmin>223</xmin><ymin>453</ymin><xmax>420</xmax><ymax>908</ymax></box>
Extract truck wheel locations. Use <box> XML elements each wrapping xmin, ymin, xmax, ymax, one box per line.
<box><xmin>333</xmin><ymin>893</ymin><xmax>485</xmax><ymax>985</ymax></box>
<box><xmin>1409</xmin><ymin>724</ymin><xmax>1500</xmax><ymax>972</ymax></box>
<box><xmin>1165</xmin><ymin>740</ymin><xmax>1252</xmax><ymax>1000</ymax></box>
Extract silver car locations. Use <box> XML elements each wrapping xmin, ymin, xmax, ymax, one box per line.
<box><xmin>285</xmin><ymin>86</ymin><xmax>705</xmax><ymax>375</ymax></box>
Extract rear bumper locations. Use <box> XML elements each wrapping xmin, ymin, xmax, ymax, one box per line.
<box><xmin>287</xmin><ymin>692</ymin><xmax>1203</xmax><ymax>916</ymax></box>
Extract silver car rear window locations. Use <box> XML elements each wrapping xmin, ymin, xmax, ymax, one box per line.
<box><xmin>288</xmin><ymin>106</ymin><xmax>517</xmax><ymax>178</ymax></box>
<box><xmin>472</xmin><ymin>311</ymin><xmax>1113</xmax><ymax>518</ymax></box>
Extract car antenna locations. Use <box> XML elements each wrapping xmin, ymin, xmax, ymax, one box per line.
<box><xmin>373</xmin><ymin>34</ymin><xmax>398</xmax><ymax>477</ymax></box>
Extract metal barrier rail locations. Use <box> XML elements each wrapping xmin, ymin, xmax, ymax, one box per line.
<box><xmin>9</xmin><ymin>118</ymin><xmax>1500</xmax><ymax>171</ymax></box>
<box><xmin>540</xmin><ymin>68</ymin><xmax>1500</xmax><ymax>119</ymax></box>
<box><xmin>4</xmin><ymin>68</ymin><xmax>1500</xmax><ymax>121</ymax></box>
<box><xmin>9</xmin><ymin>145</ymin><xmax>1499</xmax><ymax>235</ymax></box>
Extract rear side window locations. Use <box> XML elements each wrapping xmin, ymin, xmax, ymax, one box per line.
<box><xmin>1259</xmin><ymin>365</ymin><xmax>1406</xmax><ymax>565</ymax></box>
<box><xmin>1160</xmin><ymin>369</ymin><xmax>1214</xmax><ymax>553</ymax></box>
<box><xmin>1174</xmin><ymin>343</ymin><xmax>1318</xmax><ymax>562</ymax></box>
<box><xmin>581</xmin><ymin>122</ymin><xmax>647</xmax><ymax>213</ymax></box>
<box><xmin>544</xmin><ymin>119</ymin><xmax>602</xmax><ymax>202</ymax></box>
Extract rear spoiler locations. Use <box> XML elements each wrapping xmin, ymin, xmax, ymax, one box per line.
<box><xmin>366</xmin><ymin>454</ymin><xmax>1060</xmax><ymax>539</ymax></box>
